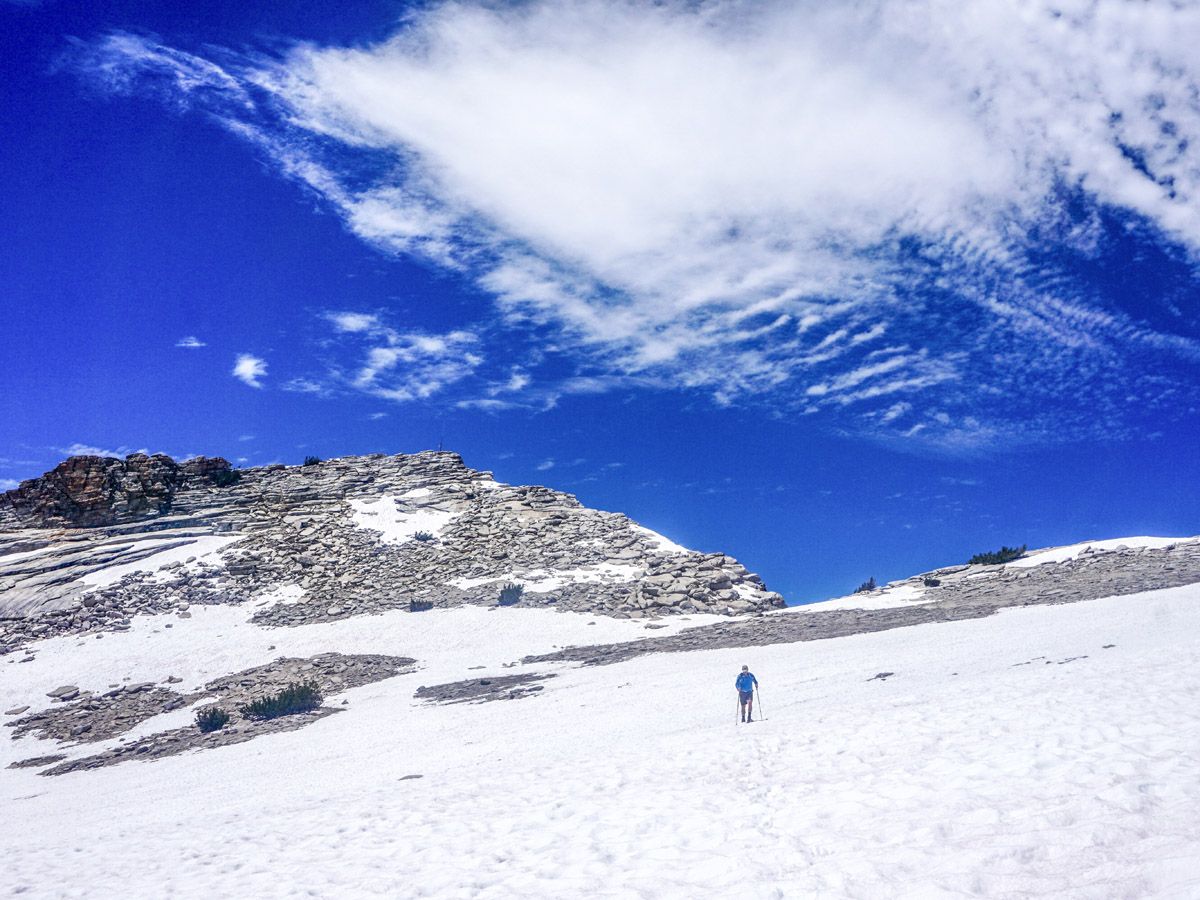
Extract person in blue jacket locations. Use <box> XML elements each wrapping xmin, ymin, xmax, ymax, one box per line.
<box><xmin>736</xmin><ymin>665</ymin><xmax>758</xmax><ymax>722</ymax></box>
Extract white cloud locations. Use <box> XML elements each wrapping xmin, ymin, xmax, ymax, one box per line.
<box><xmin>535</xmin><ymin>458</ymin><xmax>555</xmax><ymax>471</ymax></box>
<box><xmin>0</xmin><ymin>478</ymin><xmax>20</xmax><ymax>491</ymax></box>
<box><xmin>326</xmin><ymin>311</ymin><xmax>379</xmax><ymax>333</ymax></box>
<box><xmin>368</xmin><ymin>412</ymin><xmax>388</xmax><ymax>420</ymax></box>
<box><xmin>455</xmin><ymin>398</ymin><xmax>517</xmax><ymax>412</ymax></box>
<box><xmin>281</xmin><ymin>378</ymin><xmax>328</xmax><ymax>395</ymax></box>
<box><xmin>233</xmin><ymin>354</ymin><xmax>267</xmax><ymax>388</ymax></box>
<box><xmin>175</xmin><ymin>335</ymin><xmax>206</xmax><ymax>348</ymax></box>
<box><xmin>75</xmin><ymin>2</ymin><xmax>1200</xmax><ymax>448</ymax></box>
<box><xmin>57</xmin><ymin>442</ymin><xmax>149</xmax><ymax>459</ymax></box>
<box><xmin>349</xmin><ymin>328</ymin><xmax>482</xmax><ymax>401</ymax></box>
<box><xmin>488</xmin><ymin>370</ymin><xmax>531</xmax><ymax>397</ymax></box>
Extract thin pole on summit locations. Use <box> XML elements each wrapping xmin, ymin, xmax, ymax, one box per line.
<box><xmin>755</xmin><ymin>686</ymin><xmax>766</xmax><ymax>721</ymax></box>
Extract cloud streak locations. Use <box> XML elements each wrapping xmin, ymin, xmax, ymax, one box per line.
<box><xmin>72</xmin><ymin>1</ymin><xmax>1200</xmax><ymax>449</ymax></box>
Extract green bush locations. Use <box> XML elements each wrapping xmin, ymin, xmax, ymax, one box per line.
<box><xmin>212</xmin><ymin>469</ymin><xmax>241</xmax><ymax>488</ymax></box>
<box><xmin>413</xmin><ymin>530</ymin><xmax>435</xmax><ymax>542</ymax></box>
<box><xmin>854</xmin><ymin>576</ymin><xmax>877</xmax><ymax>594</ymax></box>
<box><xmin>498</xmin><ymin>582</ymin><xmax>524</xmax><ymax>606</ymax></box>
<box><xmin>302</xmin><ymin>455</ymin><xmax>322</xmax><ymax>467</ymax></box>
<box><xmin>239</xmin><ymin>681</ymin><xmax>323</xmax><ymax>720</ymax></box>
<box><xmin>196</xmin><ymin>706</ymin><xmax>230</xmax><ymax>733</ymax></box>
<box><xmin>968</xmin><ymin>545</ymin><xmax>1027</xmax><ymax>566</ymax></box>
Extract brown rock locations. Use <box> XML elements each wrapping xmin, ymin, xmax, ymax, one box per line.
<box><xmin>0</xmin><ymin>453</ymin><xmax>233</xmax><ymax>529</ymax></box>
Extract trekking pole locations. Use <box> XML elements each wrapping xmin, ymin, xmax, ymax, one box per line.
<box><xmin>736</xmin><ymin>694</ymin><xmax>741</xmax><ymax>725</ymax></box>
<box><xmin>755</xmin><ymin>686</ymin><xmax>766</xmax><ymax>720</ymax></box>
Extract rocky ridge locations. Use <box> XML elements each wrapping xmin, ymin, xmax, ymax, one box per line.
<box><xmin>0</xmin><ymin>450</ymin><xmax>784</xmax><ymax>654</ymax></box>
<box><xmin>520</xmin><ymin>538</ymin><xmax>1200</xmax><ymax>667</ymax></box>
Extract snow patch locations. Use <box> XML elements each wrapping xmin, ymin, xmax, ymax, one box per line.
<box><xmin>732</xmin><ymin>583</ymin><xmax>765</xmax><ymax>602</ymax></box>
<box><xmin>1010</xmin><ymin>535</ymin><xmax>1199</xmax><ymax>568</ymax></box>
<box><xmin>0</xmin><ymin>542</ymin><xmax>60</xmax><ymax>565</ymax></box>
<box><xmin>348</xmin><ymin>496</ymin><xmax>457</xmax><ymax>544</ymax></box>
<box><xmin>447</xmin><ymin>562</ymin><xmax>642</xmax><ymax>593</ymax></box>
<box><xmin>79</xmin><ymin>535</ymin><xmax>240</xmax><ymax>589</ymax></box>
<box><xmin>253</xmin><ymin>584</ymin><xmax>306</xmax><ymax>608</ymax></box>
<box><xmin>796</xmin><ymin>581</ymin><xmax>929</xmax><ymax>612</ymax></box>
<box><xmin>633</xmin><ymin>524</ymin><xmax>690</xmax><ymax>555</ymax></box>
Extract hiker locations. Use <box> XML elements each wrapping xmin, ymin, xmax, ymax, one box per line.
<box><xmin>736</xmin><ymin>665</ymin><xmax>758</xmax><ymax>722</ymax></box>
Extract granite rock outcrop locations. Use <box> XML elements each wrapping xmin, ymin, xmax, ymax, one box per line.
<box><xmin>0</xmin><ymin>450</ymin><xmax>784</xmax><ymax>653</ymax></box>
<box><xmin>0</xmin><ymin>454</ymin><xmax>234</xmax><ymax>529</ymax></box>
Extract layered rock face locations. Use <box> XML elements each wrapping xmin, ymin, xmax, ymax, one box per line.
<box><xmin>0</xmin><ymin>454</ymin><xmax>233</xmax><ymax>529</ymax></box>
<box><xmin>0</xmin><ymin>451</ymin><xmax>784</xmax><ymax>651</ymax></box>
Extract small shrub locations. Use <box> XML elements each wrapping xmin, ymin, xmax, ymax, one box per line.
<box><xmin>409</xmin><ymin>599</ymin><xmax>434</xmax><ymax>612</ymax></box>
<box><xmin>498</xmin><ymin>582</ymin><xmax>524</xmax><ymax>606</ymax></box>
<box><xmin>196</xmin><ymin>706</ymin><xmax>230</xmax><ymax>733</ymax></box>
<box><xmin>239</xmin><ymin>681</ymin><xmax>323</xmax><ymax>720</ymax></box>
<box><xmin>212</xmin><ymin>468</ymin><xmax>241</xmax><ymax>488</ymax></box>
<box><xmin>968</xmin><ymin>545</ymin><xmax>1027</xmax><ymax>566</ymax></box>
<box><xmin>412</xmin><ymin>531</ymin><xmax>435</xmax><ymax>542</ymax></box>
<box><xmin>302</xmin><ymin>455</ymin><xmax>322</xmax><ymax>467</ymax></box>
<box><xmin>923</xmin><ymin>576</ymin><xmax>941</xmax><ymax>587</ymax></box>
<box><xmin>854</xmin><ymin>576</ymin><xmax>877</xmax><ymax>594</ymax></box>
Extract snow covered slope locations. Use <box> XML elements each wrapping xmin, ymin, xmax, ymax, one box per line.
<box><xmin>5</xmin><ymin>506</ymin><xmax>1200</xmax><ymax>897</ymax></box>
<box><xmin>3</xmin><ymin>578</ymin><xmax>1199</xmax><ymax>897</ymax></box>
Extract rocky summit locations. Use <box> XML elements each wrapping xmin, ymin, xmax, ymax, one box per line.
<box><xmin>0</xmin><ymin>453</ymin><xmax>234</xmax><ymax>530</ymax></box>
<box><xmin>0</xmin><ymin>450</ymin><xmax>783</xmax><ymax>653</ymax></box>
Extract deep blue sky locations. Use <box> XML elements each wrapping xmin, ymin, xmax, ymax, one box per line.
<box><xmin>2</xmin><ymin>0</ymin><xmax>1198</xmax><ymax>604</ymax></box>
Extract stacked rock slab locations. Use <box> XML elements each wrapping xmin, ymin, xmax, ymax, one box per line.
<box><xmin>0</xmin><ymin>451</ymin><xmax>783</xmax><ymax>652</ymax></box>
<box><xmin>0</xmin><ymin>453</ymin><xmax>234</xmax><ymax>529</ymax></box>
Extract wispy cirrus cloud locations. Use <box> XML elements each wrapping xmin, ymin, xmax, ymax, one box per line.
<box><xmin>70</xmin><ymin>0</ymin><xmax>1200</xmax><ymax>449</ymax></box>
<box><xmin>340</xmin><ymin>311</ymin><xmax>482</xmax><ymax>401</ymax></box>
<box><xmin>175</xmin><ymin>335</ymin><xmax>206</xmax><ymax>348</ymax></box>
<box><xmin>57</xmin><ymin>442</ymin><xmax>149</xmax><ymax>458</ymax></box>
<box><xmin>232</xmin><ymin>354</ymin><xmax>267</xmax><ymax>388</ymax></box>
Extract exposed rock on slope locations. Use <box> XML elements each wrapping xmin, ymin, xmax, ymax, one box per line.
<box><xmin>522</xmin><ymin>537</ymin><xmax>1200</xmax><ymax>667</ymax></box>
<box><xmin>10</xmin><ymin>653</ymin><xmax>415</xmax><ymax>775</ymax></box>
<box><xmin>0</xmin><ymin>454</ymin><xmax>233</xmax><ymax>529</ymax></box>
<box><xmin>0</xmin><ymin>451</ymin><xmax>783</xmax><ymax>653</ymax></box>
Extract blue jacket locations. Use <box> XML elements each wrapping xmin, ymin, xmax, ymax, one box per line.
<box><xmin>736</xmin><ymin>672</ymin><xmax>758</xmax><ymax>693</ymax></box>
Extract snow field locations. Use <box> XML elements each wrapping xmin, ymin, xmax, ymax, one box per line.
<box><xmin>2</xmin><ymin>586</ymin><xmax>1200</xmax><ymax>897</ymax></box>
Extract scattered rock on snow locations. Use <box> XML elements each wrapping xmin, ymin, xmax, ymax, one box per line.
<box><xmin>414</xmin><ymin>672</ymin><xmax>555</xmax><ymax>705</ymax></box>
